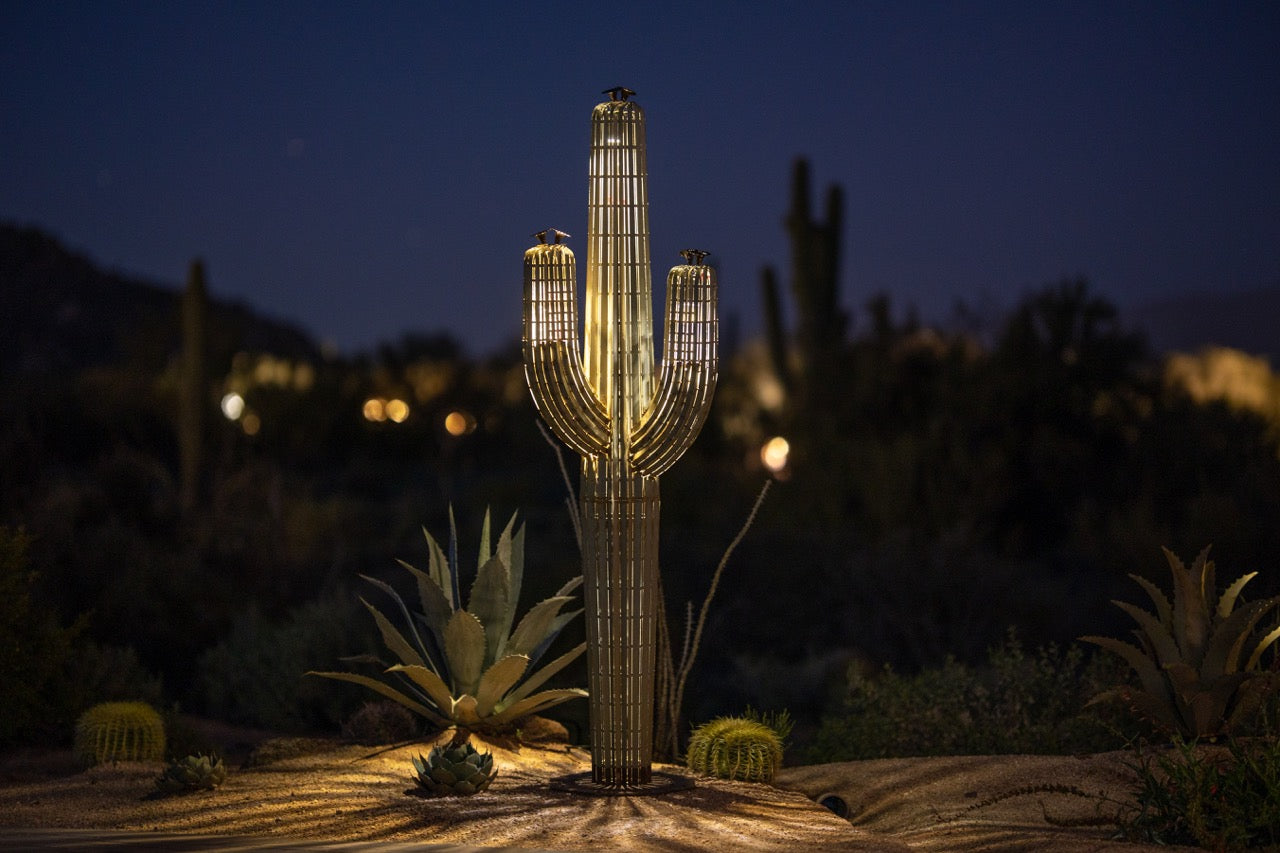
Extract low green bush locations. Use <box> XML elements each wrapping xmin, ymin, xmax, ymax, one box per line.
<box><xmin>806</xmin><ymin>631</ymin><xmax>1131</xmax><ymax>761</ymax></box>
<box><xmin>193</xmin><ymin>587</ymin><xmax>377</xmax><ymax>732</ymax></box>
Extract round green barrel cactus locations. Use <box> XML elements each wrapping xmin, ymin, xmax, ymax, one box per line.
<box><xmin>74</xmin><ymin>701</ymin><xmax>166</xmax><ymax>765</ymax></box>
<box><xmin>685</xmin><ymin>716</ymin><xmax>783</xmax><ymax>783</ymax></box>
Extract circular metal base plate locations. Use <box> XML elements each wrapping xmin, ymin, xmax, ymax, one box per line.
<box><xmin>549</xmin><ymin>770</ymin><xmax>696</xmax><ymax>797</ymax></box>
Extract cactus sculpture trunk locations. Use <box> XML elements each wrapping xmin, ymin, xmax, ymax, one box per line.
<box><xmin>523</xmin><ymin>90</ymin><xmax>717</xmax><ymax>793</ymax></box>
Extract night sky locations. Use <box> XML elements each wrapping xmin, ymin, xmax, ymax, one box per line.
<box><xmin>4</xmin><ymin>1</ymin><xmax>1278</xmax><ymax>357</ymax></box>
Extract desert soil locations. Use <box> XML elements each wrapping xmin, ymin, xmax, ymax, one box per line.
<box><xmin>0</xmin><ymin>730</ymin><xmax>1199</xmax><ymax>852</ymax></box>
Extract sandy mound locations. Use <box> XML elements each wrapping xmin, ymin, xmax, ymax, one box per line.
<box><xmin>0</xmin><ymin>736</ymin><xmax>1199</xmax><ymax>851</ymax></box>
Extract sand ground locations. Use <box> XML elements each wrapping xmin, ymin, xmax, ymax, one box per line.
<box><xmin>0</xmin><ymin>731</ymin><xmax>1199</xmax><ymax>852</ymax></box>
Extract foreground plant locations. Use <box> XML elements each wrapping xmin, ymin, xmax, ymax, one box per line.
<box><xmin>685</xmin><ymin>716</ymin><xmax>784</xmax><ymax>783</ymax></box>
<box><xmin>309</xmin><ymin>508</ymin><xmax>586</xmax><ymax>741</ymax></box>
<box><xmin>1082</xmin><ymin>546</ymin><xmax>1280</xmax><ymax>739</ymax></box>
<box><xmin>74</xmin><ymin>701</ymin><xmax>166</xmax><ymax>765</ymax></box>
<box><xmin>155</xmin><ymin>753</ymin><xmax>227</xmax><ymax>793</ymax></box>
<box><xmin>411</xmin><ymin>741</ymin><xmax>497</xmax><ymax>797</ymax></box>
<box><xmin>955</xmin><ymin>737</ymin><xmax>1280</xmax><ymax>851</ymax></box>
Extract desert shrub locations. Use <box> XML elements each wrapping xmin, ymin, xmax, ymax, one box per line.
<box><xmin>0</xmin><ymin>526</ymin><xmax>85</xmax><ymax>747</ymax></box>
<box><xmin>1120</xmin><ymin>737</ymin><xmax>1280</xmax><ymax>850</ymax></box>
<box><xmin>341</xmin><ymin>700</ymin><xmax>419</xmax><ymax>745</ymax></box>
<box><xmin>806</xmin><ymin>632</ymin><xmax>1131</xmax><ymax>761</ymax></box>
<box><xmin>193</xmin><ymin>587</ymin><xmax>377</xmax><ymax>732</ymax></box>
<box><xmin>77</xmin><ymin>641</ymin><xmax>166</xmax><ymax>709</ymax></box>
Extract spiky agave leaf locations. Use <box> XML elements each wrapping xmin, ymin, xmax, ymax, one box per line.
<box><xmin>306</xmin><ymin>670</ymin><xmax>451</xmax><ymax>728</ymax></box>
<box><xmin>489</xmin><ymin>688</ymin><xmax>589</xmax><ymax>726</ymax></box>
<box><xmin>468</xmin><ymin>554</ymin><xmax>511</xmax><ymax>668</ymax></box>
<box><xmin>1111</xmin><ymin>600</ymin><xmax>1182</xmax><ymax>669</ymax></box>
<box><xmin>1217</xmin><ymin>571</ymin><xmax>1257</xmax><ymax>619</ymax></box>
<box><xmin>1129</xmin><ymin>574</ymin><xmax>1173</xmax><ymax>628</ymax></box>
<box><xmin>506</xmin><ymin>594</ymin><xmax>578</xmax><ymax>659</ymax></box>
<box><xmin>494</xmin><ymin>514</ymin><xmax>524</xmax><ymax>655</ymax></box>
<box><xmin>397</xmin><ymin>558</ymin><xmax>453</xmax><ymax>647</ymax></box>
<box><xmin>357</xmin><ymin>597</ymin><xmax>429</xmax><ymax>671</ymax></box>
<box><xmin>474</xmin><ymin>654</ymin><xmax>529</xmax><ymax>718</ymax></box>
<box><xmin>447</xmin><ymin>506</ymin><xmax>461</xmax><ymax>610</ymax></box>
<box><xmin>1245</xmin><ymin>623</ymin><xmax>1280</xmax><ymax>671</ymax></box>
<box><xmin>444</xmin><ymin>609</ymin><xmax>486</xmax><ymax>696</ymax></box>
<box><xmin>386</xmin><ymin>664</ymin><xmax>457</xmax><ymax>716</ymax></box>
<box><xmin>501</xmin><ymin>642</ymin><xmax>587</xmax><ymax>707</ymax></box>
<box><xmin>359</xmin><ymin>575</ymin><xmax>432</xmax><ymax>653</ymax></box>
<box><xmin>1080</xmin><ymin>634</ymin><xmax>1174</xmax><ymax>708</ymax></box>
<box><xmin>1165</xmin><ymin>546</ymin><xmax>1212</xmax><ymax>659</ymax></box>
<box><xmin>1202</xmin><ymin>598</ymin><xmax>1280</xmax><ymax>679</ymax></box>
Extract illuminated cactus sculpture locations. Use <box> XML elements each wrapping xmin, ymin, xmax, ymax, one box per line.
<box><xmin>523</xmin><ymin>88</ymin><xmax>718</xmax><ymax>794</ymax></box>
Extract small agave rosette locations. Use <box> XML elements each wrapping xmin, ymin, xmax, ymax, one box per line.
<box><xmin>411</xmin><ymin>742</ymin><xmax>497</xmax><ymax>796</ymax></box>
<box><xmin>155</xmin><ymin>753</ymin><xmax>227</xmax><ymax>793</ymax></box>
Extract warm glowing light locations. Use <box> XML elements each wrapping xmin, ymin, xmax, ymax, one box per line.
<box><xmin>385</xmin><ymin>398</ymin><xmax>410</xmax><ymax>423</ymax></box>
<box><xmin>242</xmin><ymin>412</ymin><xmax>261</xmax><ymax>435</ymax></box>
<box><xmin>363</xmin><ymin>398</ymin><xmax>387</xmax><ymax>422</ymax></box>
<box><xmin>221</xmin><ymin>392</ymin><xmax>245</xmax><ymax>420</ymax></box>
<box><xmin>444</xmin><ymin>410</ymin><xmax>476</xmax><ymax>436</ymax></box>
<box><xmin>761</xmin><ymin>436</ymin><xmax>790</xmax><ymax>473</ymax></box>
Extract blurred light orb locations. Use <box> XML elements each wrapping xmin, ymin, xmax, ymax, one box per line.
<box><xmin>242</xmin><ymin>412</ymin><xmax>261</xmax><ymax>436</ymax></box>
<box><xmin>385</xmin><ymin>398</ymin><xmax>410</xmax><ymax>423</ymax></box>
<box><xmin>221</xmin><ymin>392</ymin><xmax>245</xmax><ymax>420</ymax></box>
<box><xmin>761</xmin><ymin>436</ymin><xmax>790</xmax><ymax>473</ymax></box>
<box><xmin>444</xmin><ymin>410</ymin><xmax>476</xmax><ymax>436</ymax></box>
<box><xmin>363</xmin><ymin>398</ymin><xmax>387</xmax><ymax>422</ymax></box>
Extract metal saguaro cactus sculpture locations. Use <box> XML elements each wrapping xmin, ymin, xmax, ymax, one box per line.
<box><xmin>523</xmin><ymin>88</ymin><xmax>718</xmax><ymax>794</ymax></box>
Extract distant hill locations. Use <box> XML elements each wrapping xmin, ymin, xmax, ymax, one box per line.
<box><xmin>0</xmin><ymin>223</ymin><xmax>320</xmax><ymax>374</ymax></box>
<box><xmin>1127</xmin><ymin>284</ymin><xmax>1280</xmax><ymax>363</ymax></box>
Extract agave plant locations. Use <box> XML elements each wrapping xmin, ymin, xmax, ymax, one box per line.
<box><xmin>411</xmin><ymin>742</ymin><xmax>497</xmax><ymax>796</ymax></box>
<box><xmin>1082</xmin><ymin>546</ymin><xmax>1280</xmax><ymax>739</ymax></box>
<box><xmin>309</xmin><ymin>508</ymin><xmax>586</xmax><ymax>738</ymax></box>
<box><xmin>155</xmin><ymin>753</ymin><xmax>227</xmax><ymax>793</ymax></box>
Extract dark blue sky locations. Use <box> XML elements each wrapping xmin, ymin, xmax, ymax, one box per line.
<box><xmin>4</xmin><ymin>1</ymin><xmax>1278</xmax><ymax>357</ymax></box>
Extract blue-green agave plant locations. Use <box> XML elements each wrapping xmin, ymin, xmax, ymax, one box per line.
<box><xmin>310</xmin><ymin>508</ymin><xmax>586</xmax><ymax>735</ymax></box>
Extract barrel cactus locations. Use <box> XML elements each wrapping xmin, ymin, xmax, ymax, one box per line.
<box><xmin>155</xmin><ymin>753</ymin><xmax>227</xmax><ymax>793</ymax></box>
<box><xmin>74</xmin><ymin>701</ymin><xmax>166</xmax><ymax>765</ymax></box>
<box><xmin>411</xmin><ymin>741</ymin><xmax>497</xmax><ymax>796</ymax></box>
<box><xmin>686</xmin><ymin>716</ymin><xmax>783</xmax><ymax>783</ymax></box>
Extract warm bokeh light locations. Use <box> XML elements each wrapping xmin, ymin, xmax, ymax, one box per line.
<box><xmin>761</xmin><ymin>436</ymin><xmax>790</xmax><ymax>473</ymax></box>
<box><xmin>220</xmin><ymin>392</ymin><xmax>245</xmax><ymax>420</ymax></box>
<box><xmin>444</xmin><ymin>410</ymin><xmax>476</xmax><ymax>436</ymax></box>
<box><xmin>385</xmin><ymin>398</ymin><xmax>410</xmax><ymax>423</ymax></box>
<box><xmin>363</xmin><ymin>398</ymin><xmax>387</xmax><ymax>422</ymax></box>
<box><xmin>241</xmin><ymin>412</ymin><xmax>261</xmax><ymax>436</ymax></box>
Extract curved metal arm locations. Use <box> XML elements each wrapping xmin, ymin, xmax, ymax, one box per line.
<box><xmin>523</xmin><ymin>244</ymin><xmax>610</xmax><ymax>457</ymax></box>
<box><xmin>631</xmin><ymin>262</ymin><xmax>718</xmax><ymax>476</ymax></box>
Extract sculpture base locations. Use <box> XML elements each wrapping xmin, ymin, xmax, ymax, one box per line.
<box><xmin>549</xmin><ymin>771</ymin><xmax>695</xmax><ymax>797</ymax></box>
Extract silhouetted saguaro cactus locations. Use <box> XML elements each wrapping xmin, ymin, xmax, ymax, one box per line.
<box><xmin>524</xmin><ymin>88</ymin><xmax>718</xmax><ymax>794</ymax></box>
<box><xmin>761</xmin><ymin>159</ymin><xmax>847</xmax><ymax>412</ymax></box>
<box><xmin>179</xmin><ymin>258</ymin><xmax>208</xmax><ymax>516</ymax></box>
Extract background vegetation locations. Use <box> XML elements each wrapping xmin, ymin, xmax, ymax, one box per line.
<box><xmin>4</xmin><ymin>219</ymin><xmax>1280</xmax><ymax>757</ymax></box>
